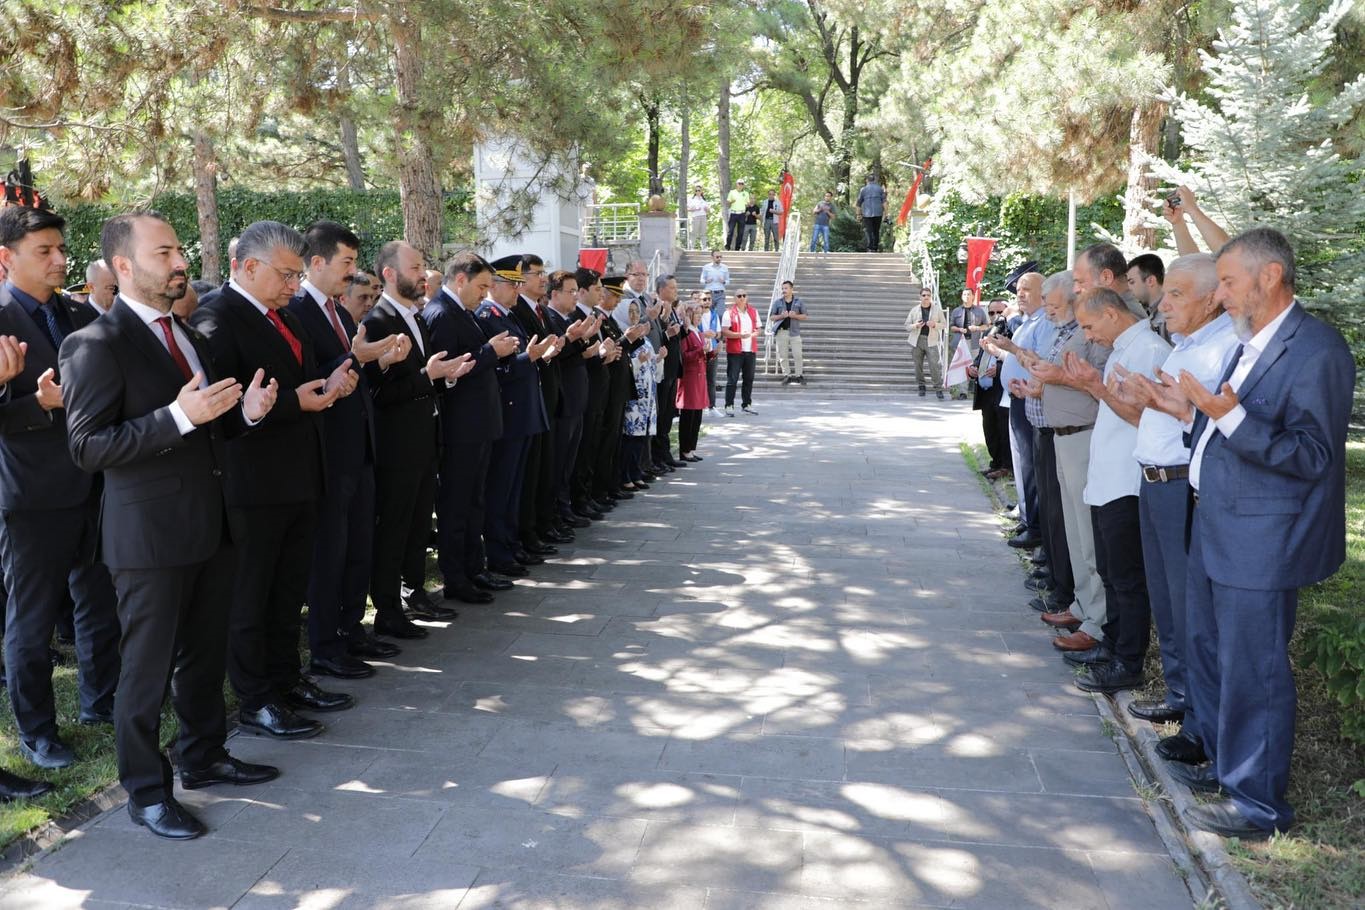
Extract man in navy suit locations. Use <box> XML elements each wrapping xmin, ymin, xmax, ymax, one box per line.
<box><xmin>477</xmin><ymin>257</ymin><xmax>556</xmax><ymax>577</ymax></box>
<box><xmin>422</xmin><ymin>251</ymin><xmax>519</xmax><ymax>603</ymax></box>
<box><xmin>192</xmin><ymin>221</ymin><xmax>359</xmax><ymax>739</ymax></box>
<box><xmin>543</xmin><ymin>270</ymin><xmax>600</xmax><ymax>529</ymax></box>
<box><xmin>509</xmin><ymin>255</ymin><xmax>564</xmax><ymax>556</ymax></box>
<box><xmin>287</xmin><ymin>222</ymin><xmax>408</xmax><ymax>678</ymax></box>
<box><xmin>568</xmin><ymin>269</ymin><xmax>617</xmax><ymax>520</ymax></box>
<box><xmin>0</xmin><ymin>205</ymin><xmax>120</xmax><ymax>771</ymax></box>
<box><xmin>1157</xmin><ymin>228</ymin><xmax>1353</xmax><ymax>838</ymax></box>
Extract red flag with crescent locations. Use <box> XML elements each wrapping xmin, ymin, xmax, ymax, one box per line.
<box><xmin>965</xmin><ymin>237</ymin><xmax>996</xmax><ymax>293</ymax></box>
<box><xmin>778</xmin><ymin>170</ymin><xmax>795</xmax><ymax>239</ymax></box>
<box><xmin>897</xmin><ymin>158</ymin><xmax>932</xmax><ymax>227</ymax></box>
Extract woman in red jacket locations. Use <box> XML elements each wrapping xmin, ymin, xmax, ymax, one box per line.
<box><xmin>675</xmin><ymin>303</ymin><xmax>710</xmax><ymax>461</ymax></box>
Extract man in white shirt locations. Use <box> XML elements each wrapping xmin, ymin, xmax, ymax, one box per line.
<box><xmin>700</xmin><ymin>250</ymin><xmax>730</xmax><ymax>311</ymax></box>
<box><xmin>721</xmin><ymin>290</ymin><xmax>761</xmax><ymax>416</ymax></box>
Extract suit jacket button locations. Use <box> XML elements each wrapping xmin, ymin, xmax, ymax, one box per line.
<box><xmin>212</xmin><ymin>469</ymin><xmax>222</xmax><ymax>477</ymax></box>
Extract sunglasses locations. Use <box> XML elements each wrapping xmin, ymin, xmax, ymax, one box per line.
<box><xmin>736</xmin><ymin>294</ymin><xmax>748</xmax><ymax>298</ymax></box>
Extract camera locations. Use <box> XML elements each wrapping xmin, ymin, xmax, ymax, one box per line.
<box><xmin>1166</xmin><ymin>191</ymin><xmax>1181</xmax><ymax>209</ymax></box>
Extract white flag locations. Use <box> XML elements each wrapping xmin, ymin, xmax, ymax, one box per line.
<box><xmin>943</xmin><ymin>338</ymin><xmax>973</xmax><ymax>387</ymax></box>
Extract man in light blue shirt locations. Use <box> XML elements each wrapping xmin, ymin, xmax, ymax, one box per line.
<box><xmin>699</xmin><ymin>250</ymin><xmax>730</xmax><ymax>311</ymax></box>
<box><xmin>855</xmin><ymin>174</ymin><xmax>886</xmax><ymax>252</ymax></box>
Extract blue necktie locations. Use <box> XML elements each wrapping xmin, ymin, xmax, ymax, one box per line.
<box><xmin>40</xmin><ymin>302</ymin><xmax>66</xmax><ymax>350</ymax></box>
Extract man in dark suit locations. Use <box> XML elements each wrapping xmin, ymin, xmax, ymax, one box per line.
<box><xmin>422</xmin><ymin>251</ymin><xmax>519</xmax><ymax>603</ymax></box>
<box><xmin>61</xmin><ymin>211</ymin><xmax>280</xmax><ymax>839</ymax></box>
<box><xmin>569</xmin><ymin>268</ymin><xmax>616</xmax><ymax>520</ymax></box>
<box><xmin>543</xmin><ymin>270</ymin><xmax>599</xmax><ymax>530</ymax></box>
<box><xmin>508</xmin><ymin>255</ymin><xmax>564</xmax><ymax>556</ymax></box>
<box><xmin>1162</xmin><ymin>228</ymin><xmax>1354</xmax><ymax>838</ymax></box>
<box><xmin>192</xmin><ymin>220</ymin><xmax>359</xmax><ymax>740</ymax></box>
<box><xmin>287</xmin><ymin>222</ymin><xmax>408</xmax><ymax>678</ymax></box>
<box><xmin>650</xmin><ymin>274</ymin><xmax>686</xmax><ymax>472</ymax></box>
<box><xmin>592</xmin><ymin>277</ymin><xmax>649</xmax><ymax>505</ymax></box>
<box><xmin>477</xmin><ymin>257</ymin><xmax>556</xmax><ymax>577</ymax></box>
<box><xmin>363</xmin><ymin>241</ymin><xmax>472</xmax><ymax>636</ymax></box>
<box><xmin>0</xmin><ymin>205</ymin><xmax>120</xmax><ymax>771</ymax></box>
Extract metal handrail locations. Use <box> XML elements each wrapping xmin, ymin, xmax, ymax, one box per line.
<box><xmin>646</xmin><ymin>248</ymin><xmax>665</xmax><ymax>297</ymax></box>
<box><xmin>583</xmin><ymin>203</ymin><xmax>640</xmax><ymax>245</ymax></box>
<box><xmin>762</xmin><ymin>212</ymin><xmax>803</xmax><ymax>374</ymax></box>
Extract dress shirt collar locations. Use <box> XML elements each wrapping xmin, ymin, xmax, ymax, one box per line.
<box><xmin>576</xmin><ymin>302</ymin><xmax>592</xmax><ymax>316</ymax></box>
<box><xmin>1240</xmin><ymin>300</ymin><xmax>1297</xmax><ymax>351</ymax></box>
<box><xmin>6</xmin><ymin>282</ymin><xmax>52</xmax><ymax>316</ymax></box>
<box><xmin>300</xmin><ymin>279</ymin><xmax>328</xmax><ymax>306</ymax></box>
<box><xmin>228</xmin><ymin>278</ymin><xmax>271</xmax><ymax>317</ymax></box>
<box><xmin>1110</xmin><ymin>319</ymin><xmax>1150</xmax><ymax>355</ymax></box>
<box><xmin>519</xmin><ymin>293</ymin><xmax>540</xmax><ymax>312</ymax></box>
<box><xmin>118</xmin><ymin>294</ymin><xmax>175</xmax><ymax>325</ymax></box>
<box><xmin>382</xmin><ymin>292</ymin><xmax>420</xmax><ymax>318</ymax></box>
<box><xmin>1172</xmin><ymin>311</ymin><xmax>1233</xmax><ymax>350</ymax></box>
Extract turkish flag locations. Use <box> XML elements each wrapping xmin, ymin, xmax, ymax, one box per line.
<box><xmin>778</xmin><ymin>170</ymin><xmax>794</xmax><ymax>239</ymax></box>
<box><xmin>897</xmin><ymin>158</ymin><xmax>932</xmax><ymax>227</ymax></box>
<box><xmin>965</xmin><ymin>237</ymin><xmax>997</xmax><ymax>294</ymax></box>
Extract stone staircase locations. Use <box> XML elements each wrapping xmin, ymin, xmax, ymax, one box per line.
<box><xmin>673</xmin><ymin>250</ymin><xmax>924</xmax><ymax>392</ymax></box>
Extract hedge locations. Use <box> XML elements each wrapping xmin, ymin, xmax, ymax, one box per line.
<box><xmin>59</xmin><ymin>187</ymin><xmax>476</xmax><ymax>284</ymax></box>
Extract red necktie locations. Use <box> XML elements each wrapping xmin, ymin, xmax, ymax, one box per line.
<box><xmin>265</xmin><ymin>309</ymin><xmax>303</xmax><ymax>365</ymax></box>
<box><xmin>155</xmin><ymin>317</ymin><xmax>194</xmax><ymax>382</ymax></box>
<box><xmin>325</xmin><ymin>297</ymin><xmax>351</xmax><ymax>350</ymax></box>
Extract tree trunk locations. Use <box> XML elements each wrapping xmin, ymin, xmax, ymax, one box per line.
<box><xmin>677</xmin><ymin>98</ymin><xmax>690</xmax><ymax>216</ymax></box>
<box><xmin>191</xmin><ymin>129</ymin><xmax>222</xmax><ymax>283</ymax></box>
<box><xmin>391</xmin><ymin>14</ymin><xmax>442</xmax><ymax>261</ymax></box>
<box><xmin>1123</xmin><ymin>101</ymin><xmax>1165</xmax><ymax>250</ymax></box>
<box><xmin>337</xmin><ymin>68</ymin><xmax>365</xmax><ymax>190</ymax></box>
<box><xmin>644</xmin><ymin>95</ymin><xmax>663</xmax><ymax>197</ymax></box>
<box><xmin>717</xmin><ymin>80</ymin><xmax>731</xmax><ymax>223</ymax></box>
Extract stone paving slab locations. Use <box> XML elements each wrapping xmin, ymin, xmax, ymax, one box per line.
<box><xmin>0</xmin><ymin>396</ymin><xmax>1193</xmax><ymax>909</ymax></box>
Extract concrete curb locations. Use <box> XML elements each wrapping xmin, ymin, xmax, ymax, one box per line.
<box><xmin>973</xmin><ymin>466</ymin><xmax>1263</xmax><ymax>910</ymax></box>
<box><xmin>0</xmin><ymin>781</ymin><xmax>125</xmax><ymax>877</ymax></box>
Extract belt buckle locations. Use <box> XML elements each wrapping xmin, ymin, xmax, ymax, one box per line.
<box><xmin>1142</xmin><ymin>466</ymin><xmax>1161</xmax><ymax>483</ymax></box>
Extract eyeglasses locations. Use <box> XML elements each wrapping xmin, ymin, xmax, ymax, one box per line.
<box><xmin>626</xmin><ymin>271</ymin><xmax>646</xmax><ymax>278</ymax></box>
<box><xmin>260</xmin><ymin>262</ymin><xmax>304</xmax><ymax>284</ymax></box>
<box><xmin>736</xmin><ymin>294</ymin><xmax>748</xmax><ymax>298</ymax></box>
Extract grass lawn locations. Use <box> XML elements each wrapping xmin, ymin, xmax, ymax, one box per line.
<box><xmin>964</xmin><ymin>440</ymin><xmax>1365</xmax><ymax>910</ymax></box>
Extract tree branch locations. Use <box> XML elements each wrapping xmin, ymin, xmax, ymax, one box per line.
<box><xmin>240</xmin><ymin>4</ymin><xmax>377</xmax><ymax>24</ymax></box>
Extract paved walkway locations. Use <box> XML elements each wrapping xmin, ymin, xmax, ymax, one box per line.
<box><xmin>0</xmin><ymin>396</ymin><xmax>1193</xmax><ymax>909</ymax></box>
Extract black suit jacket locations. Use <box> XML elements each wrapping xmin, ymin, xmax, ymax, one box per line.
<box><xmin>513</xmin><ymin>296</ymin><xmax>561</xmax><ymax>424</ymax></box>
<box><xmin>286</xmin><ymin>290</ymin><xmax>376</xmax><ymax>474</ymax></box>
<box><xmin>421</xmin><ymin>289</ymin><xmax>503</xmax><ymax>444</ymax></box>
<box><xmin>0</xmin><ymin>283</ymin><xmax>100</xmax><ymax>510</ymax></box>
<box><xmin>578</xmin><ymin>306</ymin><xmax>609</xmax><ymax>411</ymax></box>
<box><xmin>658</xmin><ymin>311</ymin><xmax>684</xmax><ymax>384</ymax></box>
<box><xmin>545</xmin><ymin>306</ymin><xmax>589</xmax><ymax>419</ymax></box>
<box><xmin>362</xmin><ymin>296</ymin><xmax>439</xmax><ymax>471</ymax></box>
<box><xmin>594</xmin><ymin>306</ymin><xmax>638</xmax><ymax>402</ymax></box>
<box><xmin>59</xmin><ymin>299</ymin><xmax>232</xmax><ymax>570</ymax></box>
<box><xmin>190</xmin><ymin>284</ymin><xmax>326</xmax><ymax>506</ymax></box>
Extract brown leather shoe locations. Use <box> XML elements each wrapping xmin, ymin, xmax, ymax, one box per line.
<box><xmin>1053</xmin><ymin>630</ymin><xmax>1100</xmax><ymax>651</ymax></box>
<box><xmin>1040</xmin><ymin>611</ymin><xmax>1081</xmax><ymax>630</ymax></box>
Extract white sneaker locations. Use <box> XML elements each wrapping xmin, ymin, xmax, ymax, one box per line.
<box><xmin>724</xmin><ymin>407</ymin><xmax>735</xmax><ymax>418</ymax></box>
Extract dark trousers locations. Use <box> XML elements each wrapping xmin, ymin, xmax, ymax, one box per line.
<box><xmin>436</xmin><ymin>437</ymin><xmax>491</xmax><ymax>587</ymax></box>
<box><xmin>706</xmin><ymin>356</ymin><xmax>719</xmax><ymax>408</ymax></box>
<box><xmin>307</xmin><ymin>468</ymin><xmax>375</xmax><ymax>660</ymax></box>
<box><xmin>1092</xmin><ymin>496</ymin><xmax>1149</xmax><ymax>668</ymax></box>
<box><xmin>594</xmin><ymin>378</ymin><xmax>630</xmax><ymax>499</ymax></box>
<box><xmin>653</xmin><ymin>378</ymin><xmax>678</xmax><ymax>463</ymax></box>
<box><xmin>862</xmin><ymin>215</ymin><xmax>883</xmax><ymax>252</ymax></box>
<box><xmin>1139</xmin><ymin>479</ymin><xmax>1192</xmax><ymax>714</ymax></box>
<box><xmin>1185</xmin><ymin>509</ymin><xmax>1297</xmax><ymax>832</ymax></box>
<box><xmin>518</xmin><ymin>431</ymin><xmax>545</xmax><ymax>544</ymax></box>
<box><xmin>1009</xmin><ymin>397</ymin><xmax>1040</xmax><ymax>534</ymax></box>
<box><xmin>573</xmin><ymin>392</ymin><xmax>607</xmax><ymax>507</ymax></box>
<box><xmin>726</xmin><ymin>214</ymin><xmax>745</xmax><ymax>250</ymax></box>
<box><xmin>0</xmin><ymin>504</ymin><xmax>119</xmax><ymax>740</ymax></box>
<box><xmin>978</xmin><ymin>384</ymin><xmax>1009</xmax><ymax>470</ymax></box>
<box><xmin>725</xmin><ymin>351</ymin><xmax>756</xmax><ymax>408</ymax></box>
<box><xmin>373</xmin><ymin>452</ymin><xmax>438</xmax><ymax>616</ymax></box>
<box><xmin>679</xmin><ymin>409</ymin><xmax>703</xmax><ymax>453</ymax></box>
<box><xmin>227</xmin><ymin>502</ymin><xmax>317</xmax><ymax>711</ymax></box>
<box><xmin>1033</xmin><ymin>428</ymin><xmax>1073</xmax><ymax>604</ymax></box>
<box><xmin>485</xmin><ymin>433</ymin><xmax>531</xmax><ymax>565</ymax></box>
<box><xmin>111</xmin><ymin>547</ymin><xmax>233</xmax><ymax>806</ymax></box>
<box><xmin>621</xmin><ymin>436</ymin><xmax>647</xmax><ymax>483</ymax></box>
<box><xmin>553</xmin><ymin>414</ymin><xmax>584</xmax><ymax>516</ymax></box>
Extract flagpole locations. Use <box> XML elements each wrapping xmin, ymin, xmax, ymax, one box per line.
<box><xmin>1066</xmin><ymin>188</ymin><xmax>1077</xmax><ymax>269</ymax></box>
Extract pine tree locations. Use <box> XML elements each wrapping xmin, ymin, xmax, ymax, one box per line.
<box><xmin>1150</xmin><ymin>0</ymin><xmax>1365</xmax><ymax>305</ymax></box>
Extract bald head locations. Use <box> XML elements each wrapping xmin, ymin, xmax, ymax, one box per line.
<box><xmin>1015</xmin><ymin>272</ymin><xmax>1043</xmax><ymax>315</ymax></box>
<box><xmin>85</xmin><ymin>258</ymin><xmax>118</xmax><ymax>311</ymax></box>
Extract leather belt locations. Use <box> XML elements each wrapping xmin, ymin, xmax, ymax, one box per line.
<box><xmin>1142</xmin><ymin>464</ymin><xmax>1190</xmax><ymax>483</ymax></box>
<box><xmin>1054</xmin><ymin>424</ymin><xmax>1093</xmax><ymax>436</ymax></box>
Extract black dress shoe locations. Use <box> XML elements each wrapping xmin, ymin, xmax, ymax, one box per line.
<box><xmin>667</xmin><ymin>458</ymin><xmax>687</xmax><ymax>468</ymax></box>
<box><xmin>1029</xmin><ymin>595</ymin><xmax>1063</xmax><ymax>613</ymax></box>
<box><xmin>488</xmin><ymin>562</ymin><xmax>528</xmax><ymax>578</ymax></box>
<box><xmin>403</xmin><ymin>588</ymin><xmax>438</xmax><ymax>612</ymax></box>
<box><xmin>1186</xmin><ymin>800</ymin><xmax>1273</xmax><ymax>839</ymax></box>
<box><xmin>374</xmin><ymin>613</ymin><xmax>430</xmax><ymax>639</ymax></box>
<box><xmin>1029</xmin><ymin>550</ymin><xmax>1048</xmax><ymax>565</ymax></box>
<box><xmin>1157</xmin><ymin>731</ymin><xmax>1208</xmax><ymax>765</ymax></box>
<box><xmin>1011</xmin><ymin>522</ymin><xmax>1029</xmax><ymax>536</ymax></box>
<box><xmin>1008</xmin><ymin>533</ymin><xmax>1043</xmax><ymax>549</ymax></box>
<box><xmin>567</xmin><ymin>510</ymin><xmax>597</xmax><ymax>526</ymax></box>
<box><xmin>522</xmin><ymin>541</ymin><xmax>558</xmax><ymax>556</ymax></box>
<box><xmin>589</xmin><ymin>498</ymin><xmax>614</xmax><ymax>511</ymax></box>
<box><xmin>407</xmin><ymin>600</ymin><xmax>459</xmax><ymax>621</ymax></box>
<box><xmin>543</xmin><ymin>525</ymin><xmax>576</xmax><ymax>541</ymax></box>
<box><xmin>284</xmin><ymin>678</ymin><xmax>354</xmax><ymax>713</ymax></box>
<box><xmin>1166</xmin><ymin>760</ymin><xmax>1221</xmax><ymax>794</ymax></box>
<box><xmin>309</xmin><ymin>654</ymin><xmax>376</xmax><ymax>680</ymax></box>
<box><xmin>346</xmin><ymin>631</ymin><xmax>400</xmax><ymax>659</ymax></box>
<box><xmin>238</xmin><ymin>703</ymin><xmax>323</xmax><ymax>740</ymax></box>
<box><xmin>611</xmin><ymin>489</ymin><xmax>634</xmax><ymax>500</ymax></box>
<box><xmin>641</xmin><ymin>472</ymin><xmax>658</xmax><ymax>483</ymax></box>
<box><xmin>474</xmin><ymin>572</ymin><xmax>515</xmax><ymax>591</ymax></box>
<box><xmin>0</xmin><ymin>769</ymin><xmax>54</xmax><ymax>801</ymax></box>
<box><xmin>1028</xmin><ymin>567</ymin><xmax>1050</xmax><ymax>581</ymax></box>
<box><xmin>20</xmin><ymin>736</ymin><xmax>74</xmax><ymax>770</ymax></box>
<box><xmin>549</xmin><ymin>524</ymin><xmax>577</xmax><ymax>541</ymax></box>
<box><xmin>1128</xmin><ymin>700</ymin><xmax>1185</xmax><ymax>724</ymax></box>
<box><xmin>180</xmin><ymin>755</ymin><xmax>280</xmax><ymax>790</ymax></box>
<box><xmin>128</xmin><ymin>799</ymin><xmax>205</xmax><ymax>840</ymax></box>
<box><xmin>1062</xmin><ymin>645</ymin><xmax>1111</xmax><ymax>667</ymax></box>
<box><xmin>78</xmin><ymin>708</ymin><xmax>115</xmax><ymax>726</ymax></box>
<box><xmin>513</xmin><ymin>549</ymin><xmax>544</xmax><ymax>566</ymax></box>
<box><xmin>1075</xmin><ymin>662</ymin><xmax>1144</xmax><ymax>693</ymax></box>
<box><xmin>445</xmin><ymin>584</ymin><xmax>494</xmax><ymax>604</ymax></box>
<box><xmin>1025</xmin><ymin>576</ymin><xmax>1052</xmax><ymax>592</ymax></box>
